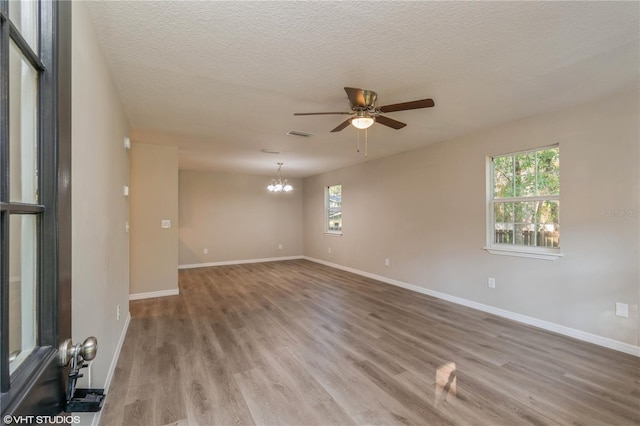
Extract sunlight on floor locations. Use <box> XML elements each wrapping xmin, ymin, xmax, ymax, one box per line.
<box><xmin>435</xmin><ymin>362</ymin><xmax>457</xmax><ymax>407</ymax></box>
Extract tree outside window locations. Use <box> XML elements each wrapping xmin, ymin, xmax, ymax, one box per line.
<box><xmin>491</xmin><ymin>146</ymin><xmax>560</xmax><ymax>249</ymax></box>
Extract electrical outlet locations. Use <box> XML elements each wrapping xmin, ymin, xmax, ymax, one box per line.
<box><xmin>116</xmin><ymin>304</ymin><xmax>121</xmax><ymax>321</ymax></box>
<box><xmin>278</xmin><ymin>243</ymin><xmax>283</xmax><ymax>250</ymax></box>
<box><xmin>328</xmin><ymin>247</ymin><xmax>332</xmax><ymax>254</ymax></box>
<box><xmin>203</xmin><ymin>248</ymin><xmax>208</xmax><ymax>254</ymax></box>
<box><xmin>616</xmin><ymin>302</ymin><xmax>629</xmax><ymax>318</ymax></box>
<box><xmin>488</xmin><ymin>277</ymin><xmax>496</xmax><ymax>288</ymax></box>
<box><xmin>385</xmin><ymin>258</ymin><xmax>390</xmax><ymax>266</ymax></box>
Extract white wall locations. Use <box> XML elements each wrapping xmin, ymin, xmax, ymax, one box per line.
<box><xmin>71</xmin><ymin>0</ymin><xmax>130</xmax><ymax>393</ymax></box>
<box><xmin>178</xmin><ymin>170</ymin><xmax>303</xmax><ymax>266</ymax></box>
<box><xmin>303</xmin><ymin>91</ymin><xmax>639</xmax><ymax>348</ymax></box>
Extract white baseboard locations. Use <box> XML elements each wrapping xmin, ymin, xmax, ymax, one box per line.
<box><xmin>129</xmin><ymin>288</ymin><xmax>179</xmax><ymax>300</ymax></box>
<box><xmin>303</xmin><ymin>256</ymin><xmax>640</xmax><ymax>357</ymax></box>
<box><xmin>178</xmin><ymin>255</ymin><xmax>304</xmax><ymax>270</ymax></box>
<box><xmin>89</xmin><ymin>312</ymin><xmax>131</xmax><ymax>426</ymax></box>
<box><xmin>103</xmin><ymin>312</ymin><xmax>131</xmax><ymax>392</ymax></box>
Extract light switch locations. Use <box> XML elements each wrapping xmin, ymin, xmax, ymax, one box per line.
<box><xmin>123</xmin><ymin>185</ymin><xmax>129</xmax><ymax>197</ymax></box>
<box><xmin>161</xmin><ymin>219</ymin><xmax>171</xmax><ymax>229</ymax></box>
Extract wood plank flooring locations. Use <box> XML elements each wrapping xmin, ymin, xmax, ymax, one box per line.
<box><xmin>99</xmin><ymin>260</ymin><xmax>640</xmax><ymax>426</ymax></box>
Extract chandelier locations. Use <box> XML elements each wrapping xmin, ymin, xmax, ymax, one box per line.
<box><xmin>267</xmin><ymin>162</ymin><xmax>293</xmax><ymax>192</ymax></box>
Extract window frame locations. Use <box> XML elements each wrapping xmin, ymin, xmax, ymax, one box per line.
<box><xmin>324</xmin><ymin>184</ymin><xmax>342</xmax><ymax>235</ymax></box>
<box><xmin>484</xmin><ymin>145</ymin><xmax>562</xmax><ymax>261</ymax></box>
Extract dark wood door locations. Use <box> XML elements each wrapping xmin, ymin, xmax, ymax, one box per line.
<box><xmin>0</xmin><ymin>0</ymin><xmax>72</xmax><ymax>417</ymax></box>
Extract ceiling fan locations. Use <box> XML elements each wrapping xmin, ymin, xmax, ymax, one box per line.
<box><xmin>294</xmin><ymin>87</ymin><xmax>435</xmax><ymax>132</ymax></box>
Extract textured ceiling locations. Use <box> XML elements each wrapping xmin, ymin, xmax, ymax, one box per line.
<box><xmin>86</xmin><ymin>1</ymin><xmax>639</xmax><ymax>178</ymax></box>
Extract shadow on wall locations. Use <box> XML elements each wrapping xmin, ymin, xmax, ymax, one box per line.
<box><xmin>179</xmin><ymin>239</ymin><xmax>201</xmax><ymax>266</ymax></box>
<box><xmin>177</xmin><ymin>196</ymin><xmax>195</xmax><ymax>227</ymax></box>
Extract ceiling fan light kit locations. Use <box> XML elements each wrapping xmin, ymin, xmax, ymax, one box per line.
<box><xmin>351</xmin><ymin>112</ymin><xmax>375</xmax><ymax>130</ymax></box>
<box><xmin>267</xmin><ymin>162</ymin><xmax>293</xmax><ymax>193</ymax></box>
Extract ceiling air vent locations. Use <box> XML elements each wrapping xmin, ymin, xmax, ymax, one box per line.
<box><xmin>286</xmin><ymin>130</ymin><xmax>313</xmax><ymax>138</ymax></box>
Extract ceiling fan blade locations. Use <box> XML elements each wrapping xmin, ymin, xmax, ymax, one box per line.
<box><xmin>344</xmin><ymin>87</ymin><xmax>366</xmax><ymax>108</ymax></box>
<box><xmin>330</xmin><ymin>119</ymin><xmax>352</xmax><ymax>132</ymax></box>
<box><xmin>375</xmin><ymin>115</ymin><xmax>406</xmax><ymax>130</ymax></box>
<box><xmin>294</xmin><ymin>112</ymin><xmax>352</xmax><ymax>116</ymax></box>
<box><xmin>379</xmin><ymin>98</ymin><xmax>435</xmax><ymax>113</ymax></box>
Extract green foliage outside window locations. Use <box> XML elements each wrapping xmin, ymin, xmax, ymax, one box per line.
<box><xmin>492</xmin><ymin>147</ymin><xmax>559</xmax><ymax>248</ymax></box>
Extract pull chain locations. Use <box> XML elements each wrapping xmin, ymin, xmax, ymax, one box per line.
<box><xmin>365</xmin><ymin>128</ymin><xmax>368</xmax><ymax>157</ymax></box>
<box><xmin>355</xmin><ymin>129</ymin><xmax>369</xmax><ymax>157</ymax></box>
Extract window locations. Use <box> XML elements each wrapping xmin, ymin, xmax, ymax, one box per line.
<box><xmin>325</xmin><ymin>184</ymin><xmax>342</xmax><ymax>234</ymax></box>
<box><xmin>486</xmin><ymin>146</ymin><xmax>561</xmax><ymax>260</ymax></box>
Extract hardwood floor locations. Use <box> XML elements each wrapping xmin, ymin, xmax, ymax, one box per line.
<box><xmin>99</xmin><ymin>260</ymin><xmax>639</xmax><ymax>426</ymax></box>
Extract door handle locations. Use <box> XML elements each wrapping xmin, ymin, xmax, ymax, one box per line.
<box><xmin>59</xmin><ymin>337</ymin><xmax>98</xmax><ymax>367</ymax></box>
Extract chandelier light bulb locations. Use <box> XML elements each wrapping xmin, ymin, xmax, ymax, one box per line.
<box><xmin>267</xmin><ymin>163</ymin><xmax>293</xmax><ymax>193</ymax></box>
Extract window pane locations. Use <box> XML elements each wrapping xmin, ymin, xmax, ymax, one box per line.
<box><xmin>536</xmin><ymin>201</ymin><xmax>560</xmax><ymax>247</ymax></box>
<box><xmin>514</xmin><ymin>201</ymin><xmax>536</xmax><ymax>224</ymax></box>
<box><xmin>493</xmin><ymin>156</ymin><xmax>513</xmax><ymax>198</ymax></box>
<box><xmin>514</xmin><ymin>202</ymin><xmax>536</xmax><ymax>246</ymax></box>
<box><xmin>494</xmin><ymin>202</ymin><xmax>513</xmax><ymax>223</ymax></box>
<box><xmin>514</xmin><ymin>152</ymin><xmax>536</xmax><ymax>197</ymax></box>
<box><xmin>327</xmin><ymin>185</ymin><xmax>342</xmax><ymax>232</ymax></box>
<box><xmin>535</xmin><ymin>200</ymin><xmax>559</xmax><ymax>224</ymax></box>
<box><xmin>9</xmin><ymin>215</ymin><xmax>38</xmax><ymax>374</ymax></box>
<box><xmin>536</xmin><ymin>148</ymin><xmax>560</xmax><ymax>196</ymax></box>
<box><xmin>9</xmin><ymin>0</ymin><xmax>39</xmax><ymax>52</ymax></box>
<box><xmin>328</xmin><ymin>213</ymin><xmax>342</xmax><ymax>231</ymax></box>
<box><xmin>494</xmin><ymin>202</ymin><xmax>514</xmax><ymax>244</ymax></box>
<box><xmin>539</xmin><ymin>224</ymin><xmax>560</xmax><ymax>248</ymax></box>
<box><xmin>9</xmin><ymin>41</ymin><xmax>39</xmax><ymax>204</ymax></box>
<box><xmin>494</xmin><ymin>222</ymin><xmax>514</xmax><ymax>244</ymax></box>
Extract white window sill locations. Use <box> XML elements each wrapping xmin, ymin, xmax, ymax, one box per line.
<box><xmin>483</xmin><ymin>246</ymin><xmax>563</xmax><ymax>261</ymax></box>
<box><xmin>324</xmin><ymin>232</ymin><xmax>342</xmax><ymax>236</ymax></box>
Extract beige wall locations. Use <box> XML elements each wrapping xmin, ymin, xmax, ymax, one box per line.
<box><xmin>71</xmin><ymin>0</ymin><xmax>130</xmax><ymax>390</ymax></box>
<box><xmin>303</xmin><ymin>91</ymin><xmax>639</xmax><ymax>347</ymax></box>
<box><xmin>130</xmin><ymin>143</ymin><xmax>179</xmax><ymax>294</ymax></box>
<box><xmin>179</xmin><ymin>170</ymin><xmax>303</xmax><ymax>266</ymax></box>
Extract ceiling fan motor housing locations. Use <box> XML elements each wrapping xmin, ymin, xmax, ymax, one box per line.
<box><xmin>350</xmin><ymin>89</ymin><xmax>377</xmax><ymax>110</ymax></box>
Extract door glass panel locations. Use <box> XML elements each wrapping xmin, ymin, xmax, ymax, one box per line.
<box><xmin>9</xmin><ymin>0</ymin><xmax>39</xmax><ymax>52</ymax></box>
<box><xmin>8</xmin><ymin>214</ymin><xmax>38</xmax><ymax>374</ymax></box>
<box><xmin>9</xmin><ymin>40</ymin><xmax>39</xmax><ymax>204</ymax></box>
